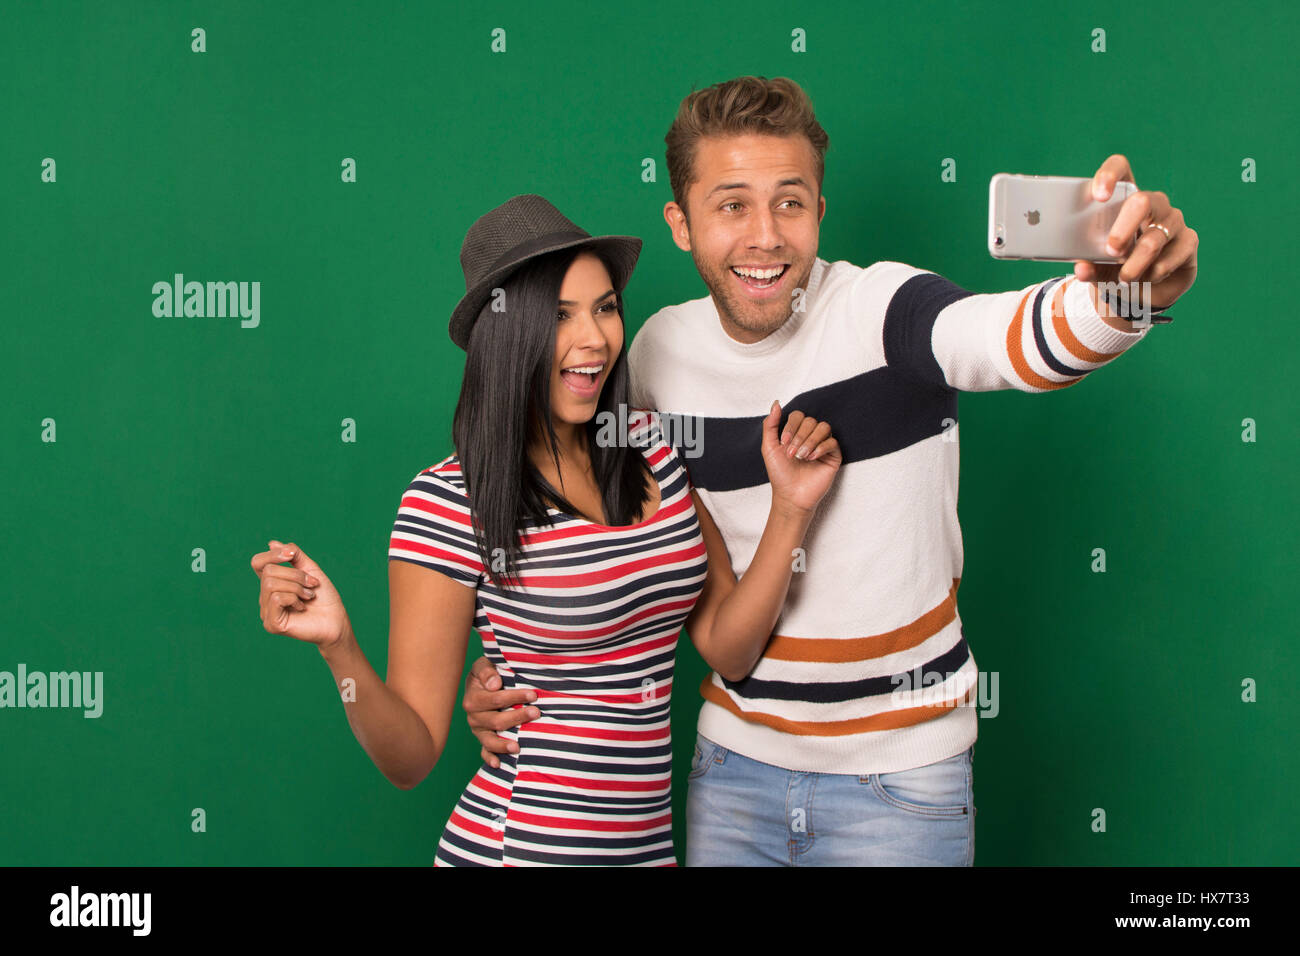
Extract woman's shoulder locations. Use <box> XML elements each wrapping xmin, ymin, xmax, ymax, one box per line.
<box><xmin>428</xmin><ymin>452</ymin><xmax>467</xmax><ymax>486</ymax></box>
<box><xmin>401</xmin><ymin>452</ymin><xmax>470</xmax><ymax>504</ymax></box>
<box><xmin>626</xmin><ymin>407</ymin><xmax>692</xmax><ymax>479</ymax></box>
<box><xmin>390</xmin><ymin>452</ymin><xmax>483</xmax><ymax>583</ymax></box>
<box><xmin>625</xmin><ymin>407</ymin><xmax>664</xmax><ymax>445</ymax></box>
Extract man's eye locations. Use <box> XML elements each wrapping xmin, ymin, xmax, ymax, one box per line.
<box><xmin>722</xmin><ymin>201</ymin><xmax>741</xmax><ymax>212</ymax></box>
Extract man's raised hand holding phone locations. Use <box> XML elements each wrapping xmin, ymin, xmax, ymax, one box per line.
<box><xmin>1073</xmin><ymin>153</ymin><xmax>1198</xmax><ymax>326</ymax></box>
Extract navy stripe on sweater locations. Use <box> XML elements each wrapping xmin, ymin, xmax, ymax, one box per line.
<box><xmin>671</xmin><ymin>367</ymin><xmax>957</xmax><ymax>493</ymax></box>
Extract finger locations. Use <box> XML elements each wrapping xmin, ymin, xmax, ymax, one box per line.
<box><xmin>474</xmin><ymin>729</ymin><xmax>520</xmax><ymax>755</ymax></box>
<box><xmin>1107</xmin><ymin>190</ymin><xmax>1171</xmax><ymax>258</ymax></box>
<box><xmin>780</xmin><ymin>410</ymin><xmax>805</xmax><ymax>447</ymax></box>
<box><xmin>261</xmin><ymin>564</ymin><xmax>319</xmax><ymax>591</ymax></box>
<box><xmin>250</xmin><ymin>546</ymin><xmax>296</xmax><ymax>576</ymax></box>
<box><xmin>1117</xmin><ymin>207</ymin><xmax>1177</xmax><ymax>284</ymax></box>
<box><xmin>1147</xmin><ymin>227</ymin><xmax>1197</xmax><ymax>286</ymax></box>
<box><xmin>464</xmin><ymin>686</ymin><xmax>537</xmax><ymax>715</ymax></box>
<box><xmin>262</xmin><ymin>570</ymin><xmax>315</xmax><ymax>603</ymax></box>
<box><xmin>469</xmin><ymin>655</ymin><xmax>503</xmax><ymax>692</ymax></box>
<box><xmin>278</xmin><ymin>541</ymin><xmax>322</xmax><ymax>585</ymax></box>
<box><xmin>260</xmin><ymin>542</ymin><xmax>321</xmax><ymax>588</ymax></box>
<box><xmin>1125</xmin><ymin>206</ymin><xmax>1185</xmax><ymax>283</ymax></box>
<box><xmin>463</xmin><ymin>671</ymin><xmax>537</xmax><ymax>707</ymax></box>
<box><xmin>808</xmin><ymin>436</ymin><xmax>841</xmax><ymax>464</ymax></box>
<box><xmin>793</xmin><ymin>421</ymin><xmax>831</xmax><ymax>460</ymax></box>
<box><xmin>1073</xmin><ymin>260</ymin><xmax>1096</xmax><ymax>281</ymax></box>
<box><xmin>785</xmin><ymin>415</ymin><xmax>818</xmax><ymax>458</ymax></box>
<box><xmin>1092</xmin><ymin>154</ymin><xmax>1134</xmax><ymax>201</ymax></box>
<box><xmin>267</xmin><ymin>540</ymin><xmax>297</xmax><ymax>563</ymax></box>
<box><xmin>480</xmin><ymin>746</ymin><xmax>500</xmax><ymax>769</ymax></box>
<box><xmin>269</xmin><ymin>589</ymin><xmax>306</xmax><ymax>613</ymax></box>
<box><xmin>487</xmin><ymin>705</ymin><xmax>541</xmax><ymax>732</ymax></box>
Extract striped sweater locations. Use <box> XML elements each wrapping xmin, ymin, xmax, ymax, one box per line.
<box><xmin>627</xmin><ymin>257</ymin><xmax>1151</xmax><ymax>774</ymax></box>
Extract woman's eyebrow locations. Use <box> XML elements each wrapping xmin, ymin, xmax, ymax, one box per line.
<box><xmin>558</xmin><ymin>288</ymin><xmax>617</xmax><ymax>306</ymax></box>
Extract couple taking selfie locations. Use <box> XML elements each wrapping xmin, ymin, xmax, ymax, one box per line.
<box><xmin>250</xmin><ymin>75</ymin><xmax>1199</xmax><ymax>866</ymax></box>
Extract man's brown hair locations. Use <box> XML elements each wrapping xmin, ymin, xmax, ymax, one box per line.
<box><xmin>664</xmin><ymin>75</ymin><xmax>830</xmax><ymax>217</ymax></box>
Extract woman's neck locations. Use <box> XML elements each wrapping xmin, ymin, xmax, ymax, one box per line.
<box><xmin>528</xmin><ymin>419</ymin><xmax>589</xmax><ymax>473</ymax></box>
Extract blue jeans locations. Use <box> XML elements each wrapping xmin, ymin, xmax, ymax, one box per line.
<box><xmin>685</xmin><ymin>733</ymin><xmax>975</xmax><ymax>866</ymax></box>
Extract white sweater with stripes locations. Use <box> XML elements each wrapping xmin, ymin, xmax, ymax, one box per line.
<box><xmin>627</xmin><ymin>257</ymin><xmax>1151</xmax><ymax>774</ymax></box>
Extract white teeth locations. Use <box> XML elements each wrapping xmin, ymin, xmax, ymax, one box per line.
<box><xmin>732</xmin><ymin>265</ymin><xmax>786</xmax><ymax>279</ymax></box>
<box><xmin>563</xmin><ymin>364</ymin><xmax>604</xmax><ymax>374</ymax></box>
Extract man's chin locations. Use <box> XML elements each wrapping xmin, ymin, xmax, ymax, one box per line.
<box><xmin>698</xmin><ymin>271</ymin><xmax>794</xmax><ymax>336</ymax></box>
<box><xmin>722</xmin><ymin>298</ymin><xmax>791</xmax><ymax>336</ymax></box>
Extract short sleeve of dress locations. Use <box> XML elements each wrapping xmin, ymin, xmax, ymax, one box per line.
<box><xmin>627</xmin><ymin>407</ymin><xmax>696</xmax><ymax>492</ymax></box>
<box><xmin>387</xmin><ymin>464</ymin><xmax>484</xmax><ymax>589</ymax></box>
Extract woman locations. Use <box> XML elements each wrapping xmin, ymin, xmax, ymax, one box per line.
<box><xmin>250</xmin><ymin>195</ymin><xmax>842</xmax><ymax>865</ymax></box>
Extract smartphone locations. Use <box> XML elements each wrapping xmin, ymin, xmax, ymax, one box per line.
<box><xmin>988</xmin><ymin>173</ymin><xmax>1136</xmax><ymax>262</ymax></box>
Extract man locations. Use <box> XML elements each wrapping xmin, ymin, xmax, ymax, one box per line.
<box><xmin>461</xmin><ymin>75</ymin><xmax>1198</xmax><ymax>865</ymax></box>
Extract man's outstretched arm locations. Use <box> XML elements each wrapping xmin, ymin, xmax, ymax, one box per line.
<box><xmin>876</xmin><ymin>154</ymin><xmax>1198</xmax><ymax>393</ymax></box>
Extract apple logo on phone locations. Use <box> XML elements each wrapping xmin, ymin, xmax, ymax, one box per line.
<box><xmin>1024</xmin><ymin>210</ymin><xmax>1040</xmax><ymax>225</ymax></box>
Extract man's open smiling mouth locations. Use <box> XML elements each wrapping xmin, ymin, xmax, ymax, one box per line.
<box><xmin>731</xmin><ymin>263</ymin><xmax>790</xmax><ymax>295</ymax></box>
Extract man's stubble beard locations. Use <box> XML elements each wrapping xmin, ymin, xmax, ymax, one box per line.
<box><xmin>690</xmin><ymin>246</ymin><xmax>814</xmax><ymax>339</ymax></box>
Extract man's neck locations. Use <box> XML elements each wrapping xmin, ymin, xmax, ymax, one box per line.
<box><xmin>715</xmin><ymin>308</ymin><xmax>792</xmax><ymax>345</ymax></box>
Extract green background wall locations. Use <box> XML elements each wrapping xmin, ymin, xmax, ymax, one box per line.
<box><xmin>2</xmin><ymin>0</ymin><xmax>1295</xmax><ymax>865</ymax></box>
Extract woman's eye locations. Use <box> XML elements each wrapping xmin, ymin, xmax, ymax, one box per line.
<box><xmin>557</xmin><ymin>302</ymin><xmax>616</xmax><ymax>320</ymax></box>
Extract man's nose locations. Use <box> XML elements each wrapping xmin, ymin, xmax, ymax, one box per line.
<box><xmin>746</xmin><ymin>206</ymin><xmax>783</xmax><ymax>249</ymax></box>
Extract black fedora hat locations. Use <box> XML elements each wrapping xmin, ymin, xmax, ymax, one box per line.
<box><xmin>448</xmin><ymin>194</ymin><xmax>643</xmax><ymax>351</ymax></box>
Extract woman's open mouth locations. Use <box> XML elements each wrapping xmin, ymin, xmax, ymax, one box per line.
<box><xmin>560</xmin><ymin>363</ymin><xmax>605</xmax><ymax>398</ymax></box>
<box><xmin>730</xmin><ymin>263</ymin><xmax>789</xmax><ymax>299</ymax></box>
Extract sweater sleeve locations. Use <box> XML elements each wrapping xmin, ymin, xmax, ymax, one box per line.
<box><xmin>387</xmin><ymin>468</ymin><xmax>484</xmax><ymax>588</ymax></box>
<box><xmin>874</xmin><ymin>261</ymin><xmax>1152</xmax><ymax>393</ymax></box>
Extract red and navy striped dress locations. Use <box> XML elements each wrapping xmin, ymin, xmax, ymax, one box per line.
<box><xmin>387</xmin><ymin>409</ymin><xmax>707</xmax><ymax>866</ymax></box>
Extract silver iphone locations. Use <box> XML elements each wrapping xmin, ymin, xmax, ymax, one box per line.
<box><xmin>989</xmin><ymin>173</ymin><xmax>1137</xmax><ymax>262</ymax></box>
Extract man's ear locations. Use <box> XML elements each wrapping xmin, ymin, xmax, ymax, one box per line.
<box><xmin>818</xmin><ymin>193</ymin><xmax>826</xmax><ymax>223</ymax></box>
<box><xmin>663</xmin><ymin>201</ymin><xmax>691</xmax><ymax>252</ymax></box>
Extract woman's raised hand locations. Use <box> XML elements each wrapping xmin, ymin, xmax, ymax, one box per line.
<box><xmin>250</xmin><ymin>539</ymin><xmax>351</xmax><ymax>650</ymax></box>
<box><xmin>760</xmin><ymin>400</ymin><xmax>843</xmax><ymax>515</ymax></box>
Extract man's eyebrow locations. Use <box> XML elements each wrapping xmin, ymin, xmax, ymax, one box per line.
<box><xmin>557</xmin><ymin>288</ymin><xmax>617</xmax><ymax>306</ymax></box>
<box><xmin>705</xmin><ymin>177</ymin><xmax>813</xmax><ymax>198</ymax></box>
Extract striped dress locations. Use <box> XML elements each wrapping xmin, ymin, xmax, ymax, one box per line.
<box><xmin>387</xmin><ymin>409</ymin><xmax>707</xmax><ymax>865</ymax></box>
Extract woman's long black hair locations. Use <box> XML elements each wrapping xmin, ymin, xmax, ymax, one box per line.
<box><xmin>452</xmin><ymin>246</ymin><xmax>652</xmax><ymax>589</ymax></box>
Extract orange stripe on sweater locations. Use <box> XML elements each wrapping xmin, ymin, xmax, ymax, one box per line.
<box><xmin>762</xmin><ymin>578</ymin><xmax>961</xmax><ymax>663</ymax></box>
<box><xmin>1049</xmin><ymin>277</ymin><xmax>1125</xmax><ymax>363</ymax></box>
<box><xmin>1006</xmin><ymin>280</ymin><xmax>1082</xmax><ymax>391</ymax></box>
